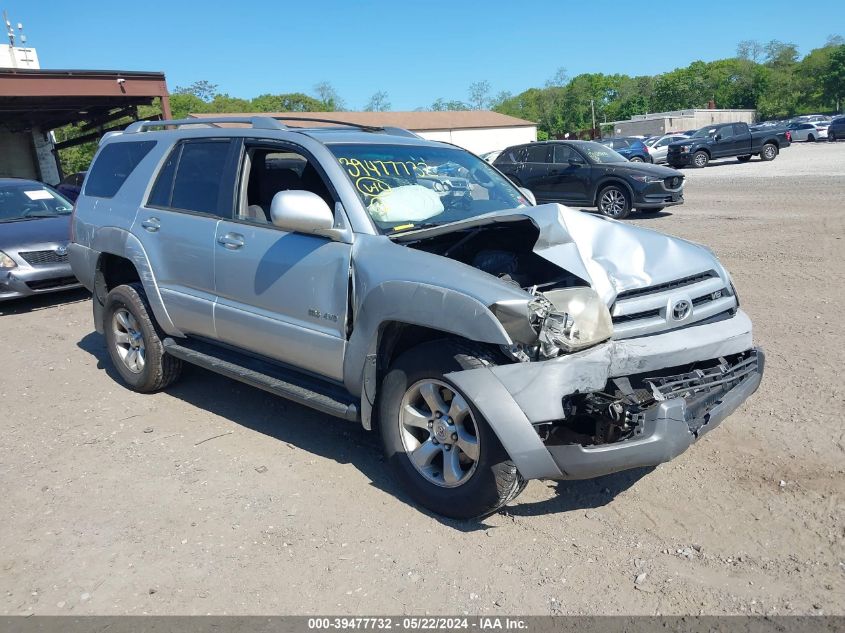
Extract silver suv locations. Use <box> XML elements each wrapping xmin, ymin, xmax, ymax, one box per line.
<box><xmin>69</xmin><ymin>117</ymin><xmax>764</xmax><ymax>519</ymax></box>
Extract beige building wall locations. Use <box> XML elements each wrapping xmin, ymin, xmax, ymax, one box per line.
<box><xmin>418</xmin><ymin>125</ymin><xmax>537</xmax><ymax>155</ymax></box>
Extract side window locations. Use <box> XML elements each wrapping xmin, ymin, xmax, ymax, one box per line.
<box><xmin>718</xmin><ymin>126</ymin><xmax>734</xmax><ymax>139</ymax></box>
<box><xmin>734</xmin><ymin>123</ymin><xmax>748</xmax><ymax>135</ymax></box>
<box><xmin>238</xmin><ymin>144</ymin><xmax>335</xmax><ymax>224</ymax></box>
<box><xmin>85</xmin><ymin>141</ymin><xmax>156</xmax><ymax>198</ymax></box>
<box><xmin>148</xmin><ymin>140</ymin><xmax>236</xmax><ymax>217</ymax></box>
<box><xmin>553</xmin><ymin>145</ymin><xmax>579</xmax><ymax>163</ymax></box>
<box><xmin>525</xmin><ymin>145</ymin><xmax>550</xmax><ymax>163</ymax></box>
<box><xmin>655</xmin><ymin>138</ymin><xmax>669</xmax><ymax>148</ymax></box>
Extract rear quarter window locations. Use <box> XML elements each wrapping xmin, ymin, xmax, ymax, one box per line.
<box><xmin>84</xmin><ymin>141</ymin><xmax>156</xmax><ymax>198</ymax></box>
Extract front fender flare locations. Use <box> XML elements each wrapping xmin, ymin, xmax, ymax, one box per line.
<box><xmin>344</xmin><ymin>281</ymin><xmax>513</xmax><ymax>426</ymax></box>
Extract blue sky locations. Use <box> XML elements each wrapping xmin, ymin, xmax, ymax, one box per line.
<box><xmin>5</xmin><ymin>0</ymin><xmax>844</xmax><ymax>110</ymax></box>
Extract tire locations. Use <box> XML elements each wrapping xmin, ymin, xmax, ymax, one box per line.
<box><xmin>807</xmin><ymin>134</ymin><xmax>815</xmax><ymax>142</ymax></box>
<box><xmin>378</xmin><ymin>340</ymin><xmax>526</xmax><ymax>520</ymax></box>
<box><xmin>737</xmin><ymin>155</ymin><xmax>752</xmax><ymax>162</ymax></box>
<box><xmin>597</xmin><ymin>184</ymin><xmax>632</xmax><ymax>219</ymax></box>
<box><xmin>103</xmin><ymin>282</ymin><xmax>182</xmax><ymax>393</ymax></box>
<box><xmin>629</xmin><ymin>156</ymin><xmax>644</xmax><ymax>163</ymax></box>
<box><xmin>692</xmin><ymin>151</ymin><xmax>709</xmax><ymax>168</ymax></box>
<box><xmin>760</xmin><ymin>143</ymin><xmax>778</xmax><ymax>161</ymax></box>
<box><xmin>829</xmin><ymin>131</ymin><xmax>836</xmax><ymax>142</ymax></box>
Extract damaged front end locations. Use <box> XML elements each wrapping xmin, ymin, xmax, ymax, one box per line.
<box><xmin>542</xmin><ymin>349</ymin><xmax>764</xmax><ymax>479</ymax></box>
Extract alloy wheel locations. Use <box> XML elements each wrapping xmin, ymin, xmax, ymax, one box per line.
<box><xmin>694</xmin><ymin>153</ymin><xmax>707</xmax><ymax>167</ymax></box>
<box><xmin>112</xmin><ymin>308</ymin><xmax>146</xmax><ymax>374</ymax></box>
<box><xmin>398</xmin><ymin>379</ymin><xmax>480</xmax><ymax>488</ymax></box>
<box><xmin>599</xmin><ymin>188</ymin><xmax>628</xmax><ymax>218</ymax></box>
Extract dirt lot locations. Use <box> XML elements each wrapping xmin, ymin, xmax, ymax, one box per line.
<box><xmin>1</xmin><ymin>142</ymin><xmax>843</xmax><ymax>616</ymax></box>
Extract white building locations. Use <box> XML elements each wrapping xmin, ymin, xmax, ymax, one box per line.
<box><xmin>189</xmin><ymin>111</ymin><xmax>537</xmax><ymax>155</ymax></box>
<box><xmin>0</xmin><ymin>44</ymin><xmax>39</xmax><ymax>69</ymax></box>
<box><xmin>608</xmin><ymin>108</ymin><xmax>757</xmax><ymax>137</ymax></box>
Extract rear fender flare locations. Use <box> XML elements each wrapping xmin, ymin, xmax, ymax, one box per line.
<box><xmin>91</xmin><ymin>227</ymin><xmax>182</xmax><ymax>336</ymax></box>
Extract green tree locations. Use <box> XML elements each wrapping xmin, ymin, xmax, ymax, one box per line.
<box><xmin>173</xmin><ymin>80</ymin><xmax>219</xmax><ymax>101</ymax></box>
<box><xmin>250</xmin><ymin>93</ymin><xmax>323</xmax><ymax>112</ymax></box>
<box><xmin>313</xmin><ymin>81</ymin><xmax>345</xmax><ymax>110</ymax></box>
<box><xmin>468</xmin><ymin>80</ymin><xmax>491</xmax><ymax>110</ymax></box>
<box><xmin>364</xmin><ymin>90</ymin><xmax>391</xmax><ymax>112</ymax></box>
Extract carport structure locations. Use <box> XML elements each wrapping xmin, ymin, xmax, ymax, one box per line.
<box><xmin>0</xmin><ymin>68</ymin><xmax>170</xmax><ymax>183</ymax></box>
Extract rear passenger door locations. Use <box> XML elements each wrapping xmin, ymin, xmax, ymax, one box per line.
<box><xmin>212</xmin><ymin>140</ymin><xmax>351</xmax><ymax>382</ymax></box>
<box><xmin>520</xmin><ymin>144</ymin><xmax>553</xmax><ymax>201</ymax></box>
<box><xmin>136</xmin><ymin>138</ymin><xmax>239</xmax><ymax>339</ymax></box>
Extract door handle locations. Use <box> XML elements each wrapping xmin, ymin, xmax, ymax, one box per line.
<box><xmin>141</xmin><ymin>217</ymin><xmax>160</xmax><ymax>232</ymax></box>
<box><xmin>217</xmin><ymin>232</ymin><xmax>245</xmax><ymax>250</ymax></box>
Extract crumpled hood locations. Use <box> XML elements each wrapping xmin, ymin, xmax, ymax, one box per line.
<box><xmin>393</xmin><ymin>203</ymin><xmax>726</xmax><ymax>305</ymax></box>
<box><xmin>525</xmin><ymin>204</ymin><xmax>725</xmax><ymax>304</ymax></box>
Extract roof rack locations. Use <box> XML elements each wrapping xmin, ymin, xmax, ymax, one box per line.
<box><xmin>125</xmin><ymin>116</ymin><xmax>287</xmax><ymax>133</ymax></box>
<box><xmin>124</xmin><ymin>115</ymin><xmax>420</xmax><ymax>138</ymax></box>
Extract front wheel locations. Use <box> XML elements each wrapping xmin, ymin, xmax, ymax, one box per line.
<box><xmin>760</xmin><ymin>143</ymin><xmax>778</xmax><ymax>161</ymax></box>
<box><xmin>692</xmin><ymin>151</ymin><xmax>709</xmax><ymax>168</ymax></box>
<box><xmin>829</xmin><ymin>131</ymin><xmax>836</xmax><ymax>142</ymax></box>
<box><xmin>597</xmin><ymin>184</ymin><xmax>632</xmax><ymax>219</ymax></box>
<box><xmin>379</xmin><ymin>341</ymin><xmax>525</xmax><ymax>519</ymax></box>
<box><xmin>103</xmin><ymin>283</ymin><xmax>182</xmax><ymax>393</ymax></box>
<box><xmin>629</xmin><ymin>156</ymin><xmax>644</xmax><ymax>163</ymax></box>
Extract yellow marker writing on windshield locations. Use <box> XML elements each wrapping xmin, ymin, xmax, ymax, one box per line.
<box><xmin>392</xmin><ymin>223</ymin><xmax>415</xmax><ymax>232</ymax></box>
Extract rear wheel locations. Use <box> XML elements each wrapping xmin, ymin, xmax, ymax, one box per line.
<box><xmin>828</xmin><ymin>131</ymin><xmax>836</xmax><ymax>142</ymax></box>
<box><xmin>597</xmin><ymin>184</ymin><xmax>632</xmax><ymax>219</ymax></box>
<box><xmin>103</xmin><ymin>283</ymin><xmax>182</xmax><ymax>393</ymax></box>
<box><xmin>737</xmin><ymin>155</ymin><xmax>752</xmax><ymax>162</ymax></box>
<box><xmin>760</xmin><ymin>143</ymin><xmax>778</xmax><ymax>161</ymax></box>
<box><xmin>629</xmin><ymin>156</ymin><xmax>644</xmax><ymax>163</ymax></box>
<box><xmin>379</xmin><ymin>341</ymin><xmax>525</xmax><ymax>519</ymax></box>
<box><xmin>692</xmin><ymin>151</ymin><xmax>709</xmax><ymax>168</ymax></box>
<box><xmin>807</xmin><ymin>134</ymin><xmax>815</xmax><ymax>142</ymax></box>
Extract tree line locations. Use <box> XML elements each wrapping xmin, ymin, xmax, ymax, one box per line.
<box><xmin>54</xmin><ymin>36</ymin><xmax>843</xmax><ymax>174</ymax></box>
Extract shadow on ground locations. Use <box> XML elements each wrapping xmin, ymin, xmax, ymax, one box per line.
<box><xmin>77</xmin><ymin>331</ymin><xmax>653</xmax><ymax>530</ymax></box>
<box><xmin>0</xmin><ymin>288</ymin><xmax>90</xmax><ymax>316</ymax></box>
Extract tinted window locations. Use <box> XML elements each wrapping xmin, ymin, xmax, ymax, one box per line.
<box><xmin>553</xmin><ymin>145</ymin><xmax>580</xmax><ymax>163</ymax></box>
<box><xmin>149</xmin><ymin>140</ymin><xmax>234</xmax><ymax>216</ymax></box>
<box><xmin>85</xmin><ymin>141</ymin><xmax>155</xmax><ymax>198</ymax></box>
<box><xmin>526</xmin><ymin>145</ymin><xmax>550</xmax><ymax>163</ymax></box>
<box><xmin>732</xmin><ymin>124</ymin><xmax>747</xmax><ymax>136</ymax></box>
<box><xmin>718</xmin><ymin>126</ymin><xmax>734</xmax><ymax>139</ymax></box>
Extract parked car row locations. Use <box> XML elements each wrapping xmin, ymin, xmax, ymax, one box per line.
<box><xmin>0</xmin><ymin>178</ymin><xmax>81</xmax><ymax>301</ymax></box>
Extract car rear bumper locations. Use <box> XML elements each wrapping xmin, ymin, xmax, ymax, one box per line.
<box><xmin>0</xmin><ymin>263</ymin><xmax>81</xmax><ymax>301</ymax></box>
<box><xmin>445</xmin><ymin>311</ymin><xmax>761</xmax><ymax>481</ymax></box>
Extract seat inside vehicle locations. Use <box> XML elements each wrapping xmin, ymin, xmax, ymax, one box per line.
<box><xmin>241</xmin><ymin>148</ymin><xmax>334</xmax><ymax>223</ymax></box>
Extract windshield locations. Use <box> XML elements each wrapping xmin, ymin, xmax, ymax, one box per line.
<box><xmin>692</xmin><ymin>127</ymin><xmax>719</xmax><ymax>138</ymax></box>
<box><xmin>0</xmin><ymin>183</ymin><xmax>73</xmax><ymax>222</ymax></box>
<box><xmin>328</xmin><ymin>143</ymin><xmax>528</xmax><ymax>233</ymax></box>
<box><xmin>579</xmin><ymin>141</ymin><xmax>628</xmax><ymax>164</ymax></box>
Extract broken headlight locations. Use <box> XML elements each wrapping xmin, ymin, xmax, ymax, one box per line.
<box><xmin>529</xmin><ymin>288</ymin><xmax>613</xmax><ymax>358</ymax></box>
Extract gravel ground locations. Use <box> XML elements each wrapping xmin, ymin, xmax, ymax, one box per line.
<box><xmin>1</xmin><ymin>142</ymin><xmax>843</xmax><ymax>616</ymax></box>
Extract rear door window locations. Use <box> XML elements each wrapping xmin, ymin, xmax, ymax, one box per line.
<box><xmin>84</xmin><ymin>141</ymin><xmax>156</xmax><ymax>198</ymax></box>
<box><xmin>148</xmin><ymin>140</ymin><xmax>237</xmax><ymax>217</ymax></box>
<box><xmin>525</xmin><ymin>145</ymin><xmax>550</xmax><ymax>163</ymax></box>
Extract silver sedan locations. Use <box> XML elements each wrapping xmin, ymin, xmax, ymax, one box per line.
<box><xmin>644</xmin><ymin>134</ymin><xmax>688</xmax><ymax>164</ymax></box>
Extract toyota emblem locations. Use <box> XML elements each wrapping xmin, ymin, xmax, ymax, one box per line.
<box><xmin>55</xmin><ymin>245</ymin><xmax>68</xmax><ymax>256</ymax></box>
<box><xmin>672</xmin><ymin>299</ymin><xmax>692</xmax><ymax>321</ymax></box>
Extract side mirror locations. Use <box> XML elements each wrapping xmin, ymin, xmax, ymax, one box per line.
<box><xmin>270</xmin><ymin>190</ymin><xmax>334</xmax><ymax>234</ymax></box>
<box><xmin>518</xmin><ymin>187</ymin><xmax>536</xmax><ymax>206</ymax></box>
<box><xmin>568</xmin><ymin>158</ymin><xmax>583</xmax><ymax>167</ymax></box>
<box><xmin>714</xmin><ymin>134</ymin><xmax>723</xmax><ymax>141</ymax></box>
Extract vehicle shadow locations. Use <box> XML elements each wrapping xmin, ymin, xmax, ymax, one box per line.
<box><xmin>505</xmin><ymin>468</ymin><xmax>654</xmax><ymax>518</ymax></box>
<box><xmin>0</xmin><ymin>287</ymin><xmax>90</xmax><ymax>316</ymax></box>
<box><xmin>76</xmin><ymin>331</ymin><xmax>653</xmax><ymax>531</ymax></box>
<box><xmin>575</xmin><ymin>208</ymin><xmax>674</xmax><ymax>221</ymax></box>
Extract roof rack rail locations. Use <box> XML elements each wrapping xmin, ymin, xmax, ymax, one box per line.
<box><xmin>272</xmin><ymin>116</ymin><xmax>383</xmax><ymax>132</ymax></box>
<box><xmin>125</xmin><ymin>116</ymin><xmax>287</xmax><ymax>133</ymax></box>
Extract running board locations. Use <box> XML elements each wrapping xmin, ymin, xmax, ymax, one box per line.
<box><xmin>162</xmin><ymin>338</ymin><xmax>359</xmax><ymax>422</ymax></box>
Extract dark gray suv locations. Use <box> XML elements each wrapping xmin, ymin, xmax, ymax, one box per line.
<box><xmin>69</xmin><ymin>116</ymin><xmax>763</xmax><ymax>519</ymax></box>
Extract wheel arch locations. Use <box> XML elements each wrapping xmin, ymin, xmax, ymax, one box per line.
<box><xmin>89</xmin><ymin>227</ymin><xmax>181</xmax><ymax>336</ymax></box>
<box><xmin>593</xmin><ymin>177</ymin><xmax>634</xmax><ymax>207</ymax></box>
<box><xmin>345</xmin><ymin>282</ymin><xmax>514</xmax><ymax>430</ymax></box>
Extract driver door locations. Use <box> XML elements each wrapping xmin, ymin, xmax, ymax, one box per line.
<box><xmin>546</xmin><ymin>144</ymin><xmax>591</xmax><ymax>204</ymax></box>
<box><xmin>212</xmin><ymin>141</ymin><xmax>351</xmax><ymax>381</ymax></box>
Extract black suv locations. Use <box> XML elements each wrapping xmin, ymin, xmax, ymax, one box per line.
<box><xmin>494</xmin><ymin>140</ymin><xmax>684</xmax><ymax>219</ymax></box>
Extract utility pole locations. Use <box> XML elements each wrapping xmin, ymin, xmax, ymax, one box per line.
<box><xmin>590</xmin><ymin>99</ymin><xmax>597</xmax><ymax>137</ymax></box>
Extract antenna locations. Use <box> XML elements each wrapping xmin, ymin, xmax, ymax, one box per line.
<box><xmin>3</xmin><ymin>10</ymin><xmax>14</xmax><ymax>46</ymax></box>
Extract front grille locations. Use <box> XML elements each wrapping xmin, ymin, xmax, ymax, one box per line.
<box><xmin>616</xmin><ymin>271</ymin><xmax>718</xmax><ymax>301</ymax></box>
<box><xmin>25</xmin><ymin>276</ymin><xmax>78</xmax><ymax>291</ymax></box>
<box><xmin>613</xmin><ymin>309</ymin><xmax>660</xmax><ymax>324</ymax></box>
<box><xmin>19</xmin><ymin>249</ymin><xmax>68</xmax><ymax>266</ymax></box>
